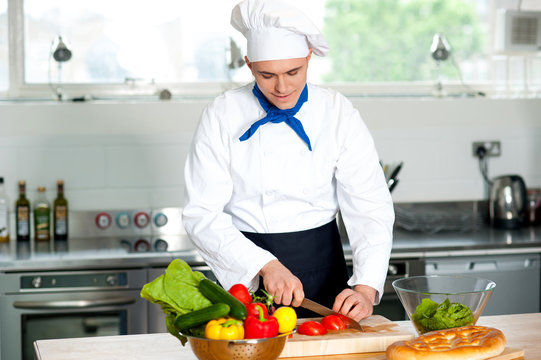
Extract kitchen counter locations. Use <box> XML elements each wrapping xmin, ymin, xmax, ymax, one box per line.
<box><xmin>2</xmin><ymin>224</ymin><xmax>541</xmax><ymax>272</ymax></box>
<box><xmin>0</xmin><ymin>214</ymin><xmax>541</xmax><ymax>273</ymax></box>
<box><xmin>33</xmin><ymin>312</ymin><xmax>541</xmax><ymax>360</ymax></box>
<box><xmin>389</xmin><ymin>226</ymin><xmax>541</xmax><ymax>258</ymax></box>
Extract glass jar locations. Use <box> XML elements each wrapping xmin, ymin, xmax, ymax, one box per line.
<box><xmin>526</xmin><ymin>188</ymin><xmax>541</xmax><ymax>226</ymax></box>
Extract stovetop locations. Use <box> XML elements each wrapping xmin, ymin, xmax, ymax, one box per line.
<box><xmin>0</xmin><ymin>208</ymin><xmax>205</xmax><ymax>271</ymax></box>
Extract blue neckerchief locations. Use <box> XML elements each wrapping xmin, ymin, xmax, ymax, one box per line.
<box><xmin>239</xmin><ymin>83</ymin><xmax>312</xmax><ymax>151</ymax></box>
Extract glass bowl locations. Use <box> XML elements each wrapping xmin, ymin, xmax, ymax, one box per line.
<box><xmin>392</xmin><ymin>275</ymin><xmax>496</xmax><ymax>334</ymax></box>
<box><xmin>183</xmin><ymin>332</ymin><xmax>291</xmax><ymax>360</ymax></box>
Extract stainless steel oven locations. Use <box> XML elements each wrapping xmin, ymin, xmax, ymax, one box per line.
<box><xmin>346</xmin><ymin>258</ymin><xmax>425</xmax><ymax>321</ymax></box>
<box><xmin>0</xmin><ymin>268</ymin><xmax>147</xmax><ymax>360</ymax></box>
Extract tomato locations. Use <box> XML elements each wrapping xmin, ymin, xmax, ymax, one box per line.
<box><xmin>272</xmin><ymin>306</ymin><xmax>297</xmax><ymax>333</ymax></box>
<box><xmin>246</xmin><ymin>302</ymin><xmax>268</xmax><ymax>318</ymax></box>
<box><xmin>297</xmin><ymin>321</ymin><xmax>327</xmax><ymax>336</ymax></box>
<box><xmin>336</xmin><ymin>314</ymin><xmax>355</xmax><ymax>329</ymax></box>
<box><xmin>228</xmin><ymin>284</ymin><xmax>252</xmax><ymax>305</ymax></box>
<box><xmin>321</xmin><ymin>315</ymin><xmax>346</xmax><ymax>330</ymax></box>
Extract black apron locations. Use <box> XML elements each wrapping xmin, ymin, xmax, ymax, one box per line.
<box><xmin>242</xmin><ymin>220</ymin><xmax>349</xmax><ymax>318</ymax></box>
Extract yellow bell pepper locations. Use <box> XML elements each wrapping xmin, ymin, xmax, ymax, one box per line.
<box><xmin>205</xmin><ymin>318</ymin><xmax>244</xmax><ymax>340</ymax></box>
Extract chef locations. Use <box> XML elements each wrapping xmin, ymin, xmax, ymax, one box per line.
<box><xmin>182</xmin><ymin>0</ymin><xmax>394</xmax><ymax>321</ymax></box>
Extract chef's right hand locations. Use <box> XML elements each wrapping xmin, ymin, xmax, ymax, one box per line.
<box><xmin>259</xmin><ymin>259</ymin><xmax>304</xmax><ymax>307</ymax></box>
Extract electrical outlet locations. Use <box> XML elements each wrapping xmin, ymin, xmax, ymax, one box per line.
<box><xmin>472</xmin><ymin>141</ymin><xmax>501</xmax><ymax>157</ymax></box>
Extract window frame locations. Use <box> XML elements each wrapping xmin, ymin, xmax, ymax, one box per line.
<box><xmin>0</xmin><ymin>0</ymin><xmax>512</xmax><ymax>100</ymax></box>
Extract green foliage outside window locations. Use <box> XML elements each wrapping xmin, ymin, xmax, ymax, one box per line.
<box><xmin>323</xmin><ymin>0</ymin><xmax>485</xmax><ymax>82</ymax></box>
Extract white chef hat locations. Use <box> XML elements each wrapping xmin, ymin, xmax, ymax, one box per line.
<box><xmin>230</xmin><ymin>0</ymin><xmax>329</xmax><ymax>62</ymax></box>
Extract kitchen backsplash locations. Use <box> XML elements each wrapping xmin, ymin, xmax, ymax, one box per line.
<box><xmin>0</xmin><ymin>97</ymin><xmax>540</xmax><ymax>211</ymax></box>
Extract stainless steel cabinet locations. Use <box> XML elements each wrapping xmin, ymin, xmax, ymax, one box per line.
<box><xmin>425</xmin><ymin>253</ymin><xmax>541</xmax><ymax>315</ymax></box>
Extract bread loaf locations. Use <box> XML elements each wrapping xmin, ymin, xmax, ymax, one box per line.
<box><xmin>386</xmin><ymin>325</ymin><xmax>506</xmax><ymax>360</ymax></box>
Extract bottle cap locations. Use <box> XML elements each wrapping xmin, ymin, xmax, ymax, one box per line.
<box><xmin>57</xmin><ymin>179</ymin><xmax>64</xmax><ymax>185</ymax></box>
<box><xmin>37</xmin><ymin>186</ymin><xmax>46</xmax><ymax>192</ymax></box>
<box><xmin>19</xmin><ymin>180</ymin><xmax>26</xmax><ymax>185</ymax></box>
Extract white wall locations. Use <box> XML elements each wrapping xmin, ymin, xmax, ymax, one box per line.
<box><xmin>0</xmin><ymin>97</ymin><xmax>540</xmax><ymax>211</ymax></box>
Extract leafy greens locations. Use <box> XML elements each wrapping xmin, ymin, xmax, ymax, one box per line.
<box><xmin>140</xmin><ymin>259</ymin><xmax>212</xmax><ymax>344</ymax></box>
<box><xmin>412</xmin><ymin>298</ymin><xmax>475</xmax><ymax>334</ymax></box>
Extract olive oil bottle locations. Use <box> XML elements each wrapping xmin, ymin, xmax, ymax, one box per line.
<box><xmin>53</xmin><ymin>180</ymin><xmax>68</xmax><ymax>241</ymax></box>
<box><xmin>0</xmin><ymin>177</ymin><xmax>9</xmax><ymax>244</ymax></box>
<box><xmin>34</xmin><ymin>186</ymin><xmax>50</xmax><ymax>242</ymax></box>
<box><xmin>15</xmin><ymin>180</ymin><xmax>30</xmax><ymax>243</ymax></box>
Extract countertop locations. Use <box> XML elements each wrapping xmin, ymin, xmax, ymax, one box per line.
<box><xmin>33</xmin><ymin>312</ymin><xmax>541</xmax><ymax>360</ymax></box>
<box><xmin>386</xmin><ymin>225</ymin><xmax>541</xmax><ymax>258</ymax></box>
<box><xmin>1</xmin><ymin>225</ymin><xmax>541</xmax><ymax>272</ymax></box>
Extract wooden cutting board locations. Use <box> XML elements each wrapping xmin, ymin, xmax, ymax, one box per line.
<box><xmin>279</xmin><ymin>347</ymin><xmax>524</xmax><ymax>360</ymax></box>
<box><xmin>280</xmin><ymin>316</ymin><xmax>525</xmax><ymax>359</ymax></box>
<box><xmin>489</xmin><ymin>348</ymin><xmax>524</xmax><ymax>360</ymax></box>
<box><xmin>279</xmin><ymin>315</ymin><xmax>414</xmax><ymax>358</ymax></box>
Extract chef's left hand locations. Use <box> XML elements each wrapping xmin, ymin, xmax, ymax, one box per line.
<box><xmin>332</xmin><ymin>284</ymin><xmax>377</xmax><ymax>322</ymax></box>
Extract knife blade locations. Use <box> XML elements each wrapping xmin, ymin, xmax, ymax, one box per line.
<box><xmin>300</xmin><ymin>298</ymin><xmax>363</xmax><ymax>331</ymax></box>
<box><xmin>388</xmin><ymin>161</ymin><xmax>403</xmax><ymax>182</ymax></box>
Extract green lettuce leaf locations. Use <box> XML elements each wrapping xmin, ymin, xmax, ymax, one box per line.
<box><xmin>140</xmin><ymin>259</ymin><xmax>214</xmax><ymax>345</ymax></box>
<box><xmin>165</xmin><ymin>313</ymin><xmax>187</xmax><ymax>346</ymax></box>
<box><xmin>412</xmin><ymin>297</ymin><xmax>474</xmax><ymax>333</ymax></box>
<box><xmin>140</xmin><ymin>275</ymin><xmax>182</xmax><ymax>315</ymax></box>
<box><xmin>162</xmin><ymin>259</ymin><xmax>212</xmax><ymax>313</ymax></box>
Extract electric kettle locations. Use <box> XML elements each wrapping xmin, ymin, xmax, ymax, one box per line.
<box><xmin>489</xmin><ymin>175</ymin><xmax>527</xmax><ymax>229</ymax></box>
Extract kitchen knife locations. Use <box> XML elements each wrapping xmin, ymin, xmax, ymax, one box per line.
<box><xmin>388</xmin><ymin>178</ymin><xmax>399</xmax><ymax>192</ymax></box>
<box><xmin>388</xmin><ymin>161</ymin><xmax>403</xmax><ymax>182</ymax></box>
<box><xmin>300</xmin><ymin>298</ymin><xmax>363</xmax><ymax>331</ymax></box>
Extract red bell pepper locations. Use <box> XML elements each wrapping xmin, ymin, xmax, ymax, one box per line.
<box><xmin>244</xmin><ymin>306</ymin><xmax>279</xmax><ymax>339</ymax></box>
<box><xmin>246</xmin><ymin>302</ymin><xmax>269</xmax><ymax>318</ymax></box>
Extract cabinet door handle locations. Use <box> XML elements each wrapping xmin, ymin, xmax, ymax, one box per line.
<box><xmin>13</xmin><ymin>296</ymin><xmax>136</xmax><ymax>310</ymax></box>
<box><xmin>468</xmin><ymin>261</ymin><xmax>497</xmax><ymax>271</ymax></box>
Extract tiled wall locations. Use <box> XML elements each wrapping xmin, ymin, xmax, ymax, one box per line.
<box><xmin>1</xmin><ymin>97</ymin><xmax>540</xmax><ymax>213</ymax></box>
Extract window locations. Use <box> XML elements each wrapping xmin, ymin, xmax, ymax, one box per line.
<box><xmin>323</xmin><ymin>0</ymin><xmax>488</xmax><ymax>83</ymax></box>
<box><xmin>0</xmin><ymin>0</ymin><xmax>7</xmax><ymax>91</ymax></box>
<box><xmin>3</xmin><ymin>0</ymin><xmax>541</xmax><ymax>98</ymax></box>
<box><xmin>23</xmin><ymin>0</ymin><xmax>252</xmax><ymax>85</ymax></box>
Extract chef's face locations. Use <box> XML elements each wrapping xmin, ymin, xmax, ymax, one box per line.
<box><xmin>246</xmin><ymin>50</ymin><xmax>312</xmax><ymax>110</ymax></box>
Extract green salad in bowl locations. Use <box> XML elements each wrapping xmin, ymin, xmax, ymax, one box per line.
<box><xmin>411</xmin><ymin>298</ymin><xmax>475</xmax><ymax>333</ymax></box>
<box><xmin>393</xmin><ymin>275</ymin><xmax>495</xmax><ymax>334</ymax></box>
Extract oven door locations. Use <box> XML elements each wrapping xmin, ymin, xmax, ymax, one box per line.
<box><xmin>0</xmin><ymin>290</ymin><xmax>147</xmax><ymax>360</ymax></box>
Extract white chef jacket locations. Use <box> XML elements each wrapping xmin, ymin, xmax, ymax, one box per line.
<box><xmin>182</xmin><ymin>82</ymin><xmax>394</xmax><ymax>302</ymax></box>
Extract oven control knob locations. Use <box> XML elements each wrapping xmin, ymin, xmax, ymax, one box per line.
<box><xmin>134</xmin><ymin>239</ymin><xmax>150</xmax><ymax>252</ymax></box>
<box><xmin>153</xmin><ymin>212</ymin><xmax>168</xmax><ymax>227</ymax></box>
<box><xmin>31</xmin><ymin>276</ymin><xmax>42</xmax><ymax>288</ymax></box>
<box><xmin>120</xmin><ymin>239</ymin><xmax>132</xmax><ymax>252</ymax></box>
<box><xmin>388</xmin><ymin>264</ymin><xmax>398</xmax><ymax>276</ymax></box>
<box><xmin>116</xmin><ymin>212</ymin><xmax>131</xmax><ymax>229</ymax></box>
<box><xmin>154</xmin><ymin>238</ymin><xmax>168</xmax><ymax>252</ymax></box>
<box><xmin>105</xmin><ymin>275</ymin><xmax>118</xmax><ymax>286</ymax></box>
<box><xmin>134</xmin><ymin>212</ymin><xmax>150</xmax><ymax>228</ymax></box>
<box><xmin>95</xmin><ymin>212</ymin><xmax>112</xmax><ymax>229</ymax></box>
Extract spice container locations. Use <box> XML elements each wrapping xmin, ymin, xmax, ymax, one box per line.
<box><xmin>526</xmin><ymin>188</ymin><xmax>541</xmax><ymax>226</ymax></box>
